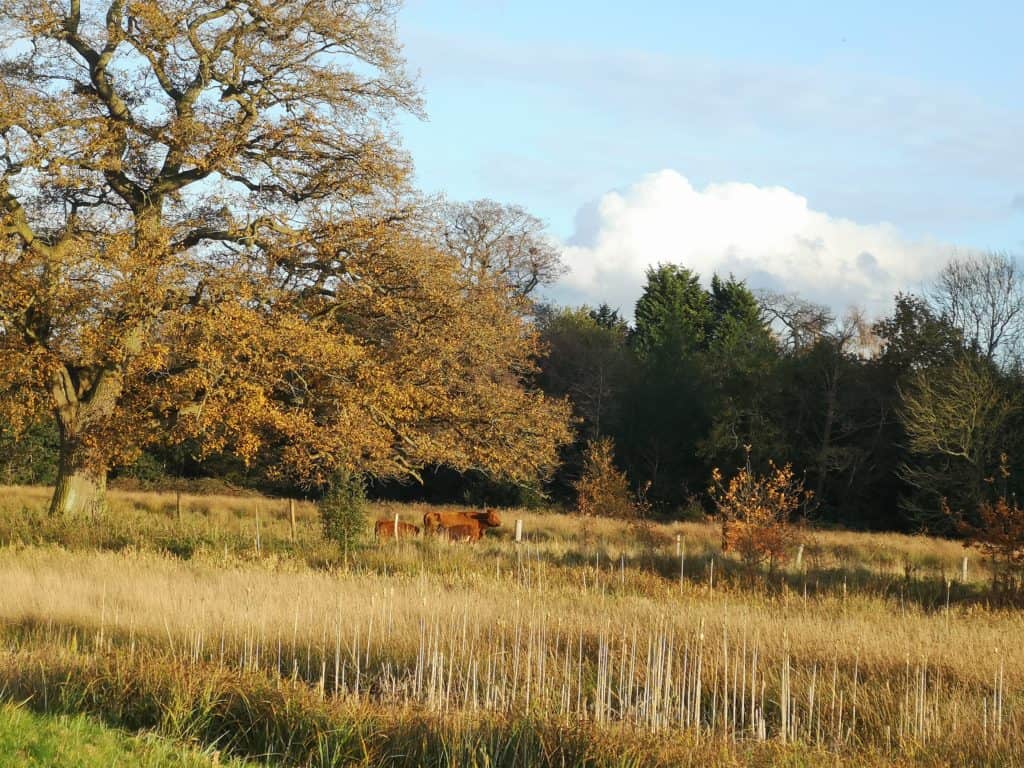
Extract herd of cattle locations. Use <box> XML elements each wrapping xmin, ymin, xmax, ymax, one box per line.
<box><xmin>374</xmin><ymin>508</ymin><xmax>502</xmax><ymax>543</ymax></box>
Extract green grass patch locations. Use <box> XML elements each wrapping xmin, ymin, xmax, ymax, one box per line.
<box><xmin>0</xmin><ymin>701</ymin><xmax>256</xmax><ymax>767</ymax></box>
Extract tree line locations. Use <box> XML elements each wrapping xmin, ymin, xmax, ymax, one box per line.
<box><xmin>536</xmin><ymin>251</ymin><xmax>1024</xmax><ymax>534</ymax></box>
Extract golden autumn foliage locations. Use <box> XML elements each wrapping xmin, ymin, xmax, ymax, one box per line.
<box><xmin>574</xmin><ymin>437</ymin><xmax>638</xmax><ymax>519</ymax></box>
<box><xmin>0</xmin><ymin>0</ymin><xmax>571</xmax><ymax>515</ymax></box>
<box><xmin>710</xmin><ymin>454</ymin><xmax>811</xmax><ymax>571</ymax></box>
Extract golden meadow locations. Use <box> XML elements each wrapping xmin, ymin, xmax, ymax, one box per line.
<box><xmin>0</xmin><ymin>485</ymin><xmax>1019</xmax><ymax>767</ymax></box>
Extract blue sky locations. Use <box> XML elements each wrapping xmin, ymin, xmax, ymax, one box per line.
<box><xmin>395</xmin><ymin>1</ymin><xmax>1024</xmax><ymax>315</ymax></box>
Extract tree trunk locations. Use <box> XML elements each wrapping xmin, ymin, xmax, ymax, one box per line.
<box><xmin>47</xmin><ymin>365</ymin><xmax>122</xmax><ymax>517</ymax></box>
<box><xmin>49</xmin><ymin>424</ymin><xmax>108</xmax><ymax>517</ymax></box>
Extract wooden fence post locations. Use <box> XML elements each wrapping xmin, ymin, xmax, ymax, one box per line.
<box><xmin>515</xmin><ymin>519</ymin><xmax>524</xmax><ymax>543</ymax></box>
<box><xmin>255</xmin><ymin>503</ymin><xmax>261</xmax><ymax>554</ymax></box>
<box><xmin>394</xmin><ymin>513</ymin><xmax>400</xmax><ymax>539</ymax></box>
<box><xmin>175</xmin><ymin>491</ymin><xmax>181</xmax><ymax>523</ymax></box>
<box><xmin>961</xmin><ymin>555</ymin><xmax>969</xmax><ymax>583</ymax></box>
<box><xmin>289</xmin><ymin>499</ymin><xmax>297</xmax><ymax>542</ymax></box>
<box><xmin>675</xmin><ymin>534</ymin><xmax>681</xmax><ymax>557</ymax></box>
<box><xmin>680</xmin><ymin>544</ymin><xmax>685</xmax><ymax>589</ymax></box>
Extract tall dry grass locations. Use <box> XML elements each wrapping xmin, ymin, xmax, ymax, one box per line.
<box><xmin>0</xmin><ymin>485</ymin><xmax>1019</xmax><ymax>765</ymax></box>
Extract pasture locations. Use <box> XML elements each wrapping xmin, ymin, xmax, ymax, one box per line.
<box><xmin>0</xmin><ymin>485</ymin><xmax>1020</xmax><ymax>767</ymax></box>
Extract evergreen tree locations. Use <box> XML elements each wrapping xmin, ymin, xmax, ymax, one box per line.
<box><xmin>589</xmin><ymin>304</ymin><xmax>630</xmax><ymax>335</ymax></box>
<box><xmin>875</xmin><ymin>294</ymin><xmax>964</xmax><ymax>375</ymax></box>
<box><xmin>701</xmin><ymin>277</ymin><xmax>783</xmax><ymax>472</ymax></box>
<box><xmin>619</xmin><ymin>266</ymin><xmax>713</xmax><ymax>506</ymax></box>
<box><xmin>632</xmin><ymin>265</ymin><xmax>712</xmax><ymax>359</ymax></box>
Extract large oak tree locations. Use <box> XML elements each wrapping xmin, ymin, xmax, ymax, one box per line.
<box><xmin>0</xmin><ymin>0</ymin><xmax>571</xmax><ymax>515</ymax></box>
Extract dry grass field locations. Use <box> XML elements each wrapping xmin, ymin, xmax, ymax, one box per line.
<box><xmin>0</xmin><ymin>485</ymin><xmax>1019</xmax><ymax>766</ymax></box>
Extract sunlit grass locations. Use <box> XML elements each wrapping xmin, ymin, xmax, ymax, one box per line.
<box><xmin>0</xmin><ymin>484</ymin><xmax>1019</xmax><ymax>766</ymax></box>
<box><xmin>0</xmin><ymin>701</ymin><xmax>255</xmax><ymax>767</ymax></box>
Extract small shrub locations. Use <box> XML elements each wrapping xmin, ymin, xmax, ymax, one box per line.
<box><xmin>574</xmin><ymin>438</ymin><xmax>637</xmax><ymax>519</ymax></box>
<box><xmin>319</xmin><ymin>470</ymin><xmax>367</xmax><ymax>564</ymax></box>
<box><xmin>627</xmin><ymin>481</ymin><xmax>668</xmax><ymax>547</ymax></box>
<box><xmin>710</xmin><ymin>452</ymin><xmax>811</xmax><ymax>573</ymax></box>
<box><xmin>948</xmin><ymin>454</ymin><xmax>1024</xmax><ymax>594</ymax></box>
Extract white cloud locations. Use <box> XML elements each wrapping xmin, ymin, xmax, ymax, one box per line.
<box><xmin>558</xmin><ymin>170</ymin><xmax>952</xmax><ymax>319</ymax></box>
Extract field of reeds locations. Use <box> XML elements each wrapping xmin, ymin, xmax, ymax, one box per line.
<box><xmin>0</xmin><ymin>484</ymin><xmax>1020</xmax><ymax>767</ymax></box>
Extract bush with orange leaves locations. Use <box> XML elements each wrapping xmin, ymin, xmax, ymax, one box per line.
<box><xmin>575</xmin><ymin>438</ymin><xmax>638</xmax><ymax>519</ymax></box>
<box><xmin>710</xmin><ymin>454</ymin><xmax>811</xmax><ymax>573</ymax></box>
<box><xmin>946</xmin><ymin>454</ymin><xmax>1024</xmax><ymax>592</ymax></box>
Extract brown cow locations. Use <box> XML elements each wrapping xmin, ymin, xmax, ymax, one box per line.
<box><xmin>374</xmin><ymin>518</ymin><xmax>420</xmax><ymax>540</ymax></box>
<box><xmin>423</xmin><ymin>509</ymin><xmax>469</xmax><ymax>532</ymax></box>
<box><xmin>423</xmin><ymin>508</ymin><xmax>502</xmax><ymax>538</ymax></box>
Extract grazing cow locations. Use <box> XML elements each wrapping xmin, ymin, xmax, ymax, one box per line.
<box><xmin>423</xmin><ymin>509</ymin><xmax>467</xmax><ymax>532</ymax></box>
<box><xmin>423</xmin><ymin>508</ymin><xmax>502</xmax><ymax>538</ymax></box>
<box><xmin>374</xmin><ymin>518</ymin><xmax>420</xmax><ymax>540</ymax></box>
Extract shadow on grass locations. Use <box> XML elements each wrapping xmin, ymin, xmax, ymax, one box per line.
<box><xmin>637</xmin><ymin>551</ymin><xmax>1013</xmax><ymax>611</ymax></box>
